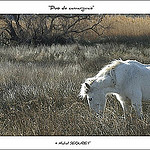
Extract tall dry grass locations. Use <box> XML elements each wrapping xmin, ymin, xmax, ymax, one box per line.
<box><xmin>1</xmin><ymin>44</ymin><xmax>150</xmax><ymax>135</ymax></box>
<box><xmin>70</xmin><ymin>15</ymin><xmax>150</xmax><ymax>42</ymax></box>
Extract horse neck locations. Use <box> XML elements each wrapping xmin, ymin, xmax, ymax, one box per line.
<box><xmin>96</xmin><ymin>75</ymin><xmax>117</xmax><ymax>95</ymax></box>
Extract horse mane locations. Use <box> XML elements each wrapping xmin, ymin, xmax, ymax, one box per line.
<box><xmin>79</xmin><ymin>59</ymin><xmax>123</xmax><ymax>99</ymax></box>
<box><xmin>79</xmin><ymin>77</ymin><xmax>96</xmax><ymax>99</ymax></box>
<box><xmin>96</xmin><ymin>59</ymin><xmax>123</xmax><ymax>78</ymax></box>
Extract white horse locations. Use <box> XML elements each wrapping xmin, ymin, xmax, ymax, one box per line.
<box><xmin>80</xmin><ymin>59</ymin><xmax>150</xmax><ymax>119</ymax></box>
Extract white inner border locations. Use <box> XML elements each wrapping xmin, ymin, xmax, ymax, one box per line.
<box><xmin>0</xmin><ymin>1</ymin><xmax>150</xmax><ymax>149</ymax></box>
<box><xmin>1</xmin><ymin>136</ymin><xmax>150</xmax><ymax>149</ymax></box>
<box><xmin>0</xmin><ymin>1</ymin><xmax>150</xmax><ymax>14</ymax></box>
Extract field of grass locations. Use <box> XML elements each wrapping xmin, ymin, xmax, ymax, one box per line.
<box><xmin>1</xmin><ymin>43</ymin><xmax>150</xmax><ymax>135</ymax></box>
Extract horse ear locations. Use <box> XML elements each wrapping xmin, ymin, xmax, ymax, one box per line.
<box><xmin>85</xmin><ymin>83</ymin><xmax>90</xmax><ymax>90</ymax></box>
<box><xmin>83</xmin><ymin>95</ymin><xmax>88</xmax><ymax>104</ymax></box>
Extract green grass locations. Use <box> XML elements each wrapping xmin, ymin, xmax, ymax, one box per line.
<box><xmin>1</xmin><ymin>43</ymin><xmax>150</xmax><ymax>135</ymax></box>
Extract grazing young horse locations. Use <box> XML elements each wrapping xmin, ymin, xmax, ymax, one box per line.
<box><xmin>80</xmin><ymin>59</ymin><xmax>150</xmax><ymax>119</ymax></box>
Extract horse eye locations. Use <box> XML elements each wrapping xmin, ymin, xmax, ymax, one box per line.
<box><xmin>89</xmin><ymin>98</ymin><xmax>93</xmax><ymax>101</ymax></box>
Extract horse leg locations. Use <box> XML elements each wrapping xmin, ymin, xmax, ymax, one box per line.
<box><xmin>131</xmin><ymin>101</ymin><xmax>143</xmax><ymax>119</ymax></box>
<box><xmin>121</xmin><ymin>101</ymin><xmax>131</xmax><ymax>119</ymax></box>
<box><xmin>98</xmin><ymin>100</ymin><xmax>106</xmax><ymax>118</ymax></box>
<box><xmin>116</xmin><ymin>95</ymin><xmax>129</xmax><ymax>119</ymax></box>
<box><xmin>129</xmin><ymin>92</ymin><xmax>143</xmax><ymax>119</ymax></box>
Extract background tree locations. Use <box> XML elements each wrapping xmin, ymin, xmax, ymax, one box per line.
<box><xmin>0</xmin><ymin>14</ymin><xmax>109</xmax><ymax>46</ymax></box>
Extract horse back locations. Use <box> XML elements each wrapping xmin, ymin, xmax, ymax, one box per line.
<box><xmin>116</xmin><ymin>61</ymin><xmax>150</xmax><ymax>100</ymax></box>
